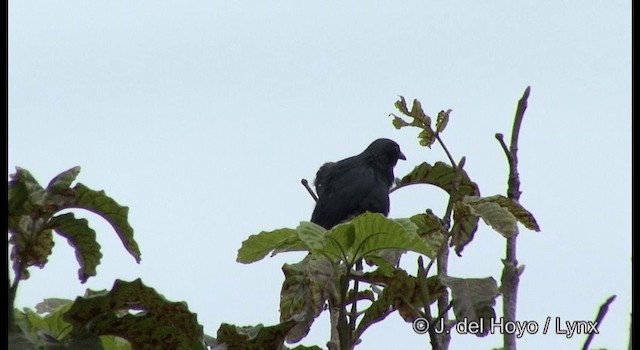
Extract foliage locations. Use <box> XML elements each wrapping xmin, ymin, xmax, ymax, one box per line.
<box><xmin>8</xmin><ymin>166</ymin><xmax>140</xmax><ymax>284</ymax></box>
<box><xmin>233</xmin><ymin>95</ymin><xmax>541</xmax><ymax>350</ymax></box>
<box><xmin>8</xmin><ymin>93</ymin><xmax>548</xmax><ymax>350</ymax></box>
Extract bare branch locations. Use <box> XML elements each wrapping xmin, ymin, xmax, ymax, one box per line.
<box><xmin>301</xmin><ymin>178</ymin><xmax>318</xmax><ymax>202</ymax></box>
<box><xmin>498</xmin><ymin>86</ymin><xmax>531</xmax><ymax>350</ymax></box>
<box><xmin>495</xmin><ymin>133</ymin><xmax>512</xmax><ymax>165</ymax></box>
<box><xmin>417</xmin><ymin>257</ymin><xmax>441</xmax><ymax>350</ymax></box>
<box><xmin>582</xmin><ymin>295</ymin><xmax>617</xmax><ymax>350</ymax></box>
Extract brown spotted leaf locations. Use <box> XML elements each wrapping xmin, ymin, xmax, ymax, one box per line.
<box><xmin>64</xmin><ymin>279</ymin><xmax>205</xmax><ymax>350</ymax></box>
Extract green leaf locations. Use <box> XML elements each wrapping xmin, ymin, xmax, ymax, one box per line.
<box><xmin>64</xmin><ymin>279</ymin><xmax>205</xmax><ymax>350</ymax></box>
<box><xmin>322</xmin><ymin>223</ymin><xmax>357</xmax><ymax>261</ymax></box>
<box><xmin>440</xmin><ymin>276</ymin><xmax>498</xmax><ymax>337</ymax></box>
<box><xmin>346</xmin><ymin>213</ymin><xmax>440</xmax><ymax>263</ymax></box>
<box><xmin>237</xmin><ymin>228</ymin><xmax>303</xmax><ymax>264</ymax></box>
<box><xmin>8</xmin><ymin>328</ymin><xmax>38</xmax><ymax>350</ymax></box>
<box><xmin>48</xmin><ymin>213</ymin><xmax>103</xmax><ymax>283</ymax></box>
<box><xmin>99</xmin><ymin>336</ymin><xmax>132</xmax><ymax>350</ymax></box>
<box><xmin>364</xmin><ymin>255</ymin><xmax>397</xmax><ymax>276</ymax></box>
<box><xmin>436</xmin><ymin>109</ymin><xmax>450</xmax><ymax>133</ymax></box>
<box><xmin>216</xmin><ymin>319</ymin><xmax>298</xmax><ymax>350</ymax></box>
<box><xmin>279</xmin><ymin>255</ymin><xmax>337</xmax><ymax>343</ymax></box>
<box><xmin>71</xmin><ymin>183</ymin><xmax>141</xmax><ymax>263</ymax></box>
<box><xmin>297</xmin><ymin>222</ymin><xmax>330</xmax><ymax>252</ymax></box>
<box><xmin>14</xmin><ymin>299</ymin><xmax>75</xmax><ymax>346</ymax></box>
<box><xmin>395</xmin><ymin>161</ymin><xmax>480</xmax><ymax>198</ymax></box>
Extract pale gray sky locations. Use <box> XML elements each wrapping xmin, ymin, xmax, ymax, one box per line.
<box><xmin>9</xmin><ymin>1</ymin><xmax>631</xmax><ymax>349</ymax></box>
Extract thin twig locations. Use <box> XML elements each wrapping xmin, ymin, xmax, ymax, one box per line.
<box><xmin>499</xmin><ymin>86</ymin><xmax>531</xmax><ymax>350</ymax></box>
<box><xmin>348</xmin><ymin>260</ymin><xmax>363</xmax><ymax>344</ymax></box>
<box><xmin>494</xmin><ymin>133</ymin><xmax>512</xmax><ymax>165</ymax></box>
<box><xmin>582</xmin><ymin>295</ymin><xmax>616</xmax><ymax>350</ymax></box>
<box><xmin>301</xmin><ymin>178</ymin><xmax>318</xmax><ymax>202</ymax></box>
<box><xmin>432</xmin><ymin>302</ymin><xmax>453</xmax><ymax>328</ymax></box>
<box><xmin>418</xmin><ymin>257</ymin><xmax>441</xmax><ymax>350</ymax></box>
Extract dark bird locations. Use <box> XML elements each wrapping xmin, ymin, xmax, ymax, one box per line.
<box><xmin>311</xmin><ymin>138</ymin><xmax>406</xmax><ymax>229</ymax></box>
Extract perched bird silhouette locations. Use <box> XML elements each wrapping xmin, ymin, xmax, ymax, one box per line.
<box><xmin>311</xmin><ymin>138</ymin><xmax>406</xmax><ymax>229</ymax></box>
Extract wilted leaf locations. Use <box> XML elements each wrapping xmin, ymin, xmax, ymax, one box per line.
<box><xmin>280</xmin><ymin>255</ymin><xmax>337</xmax><ymax>343</ymax></box>
<box><xmin>287</xmin><ymin>345</ymin><xmax>324</xmax><ymax>350</ymax></box>
<box><xmin>463</xmin><ymin>196</ymin><xmax>518</xmax><ymax>238</ymax></box>
<box><xmin>391</xmin><ymin>114</ymin><xmax>410</xmax><ymax>130</ymax></box>
<box><xmin>482</xmin><ymin>195</ymin><xmax>540</xmax><ymax>232</ymax></box>
<box><xmin>216</xmin><ymin>319</ymin><xmax>298</xmax><ymax>350</ymax></box>
<box><xmin>72</xmin><ymin>183</ymin><xmax>141</xmax><ymax>263</ymax></box>
<box><xmin>395</xmin><ymin>161</ymin><xmax>480</xmax><ymax>199</ymax></box>
<box><xmin>450</xmin><ymin>202</ymin><xmax>480</xmax><ymax>256</ymax></box>
<box><xmin>409</xmin><ymin>212</ymin><xmax>447</xmax><ymax>250</ymax></box>
<box><xmin>46</xmin><ymin>166</ymin><xmax>81</xmax><ymax>194</ymax></box>
<box><xmin>64</xmin><ymin>279</ymin><xmax>205</xmax><ymax>350</ymax></box>
<box><xmin>48</xmin><ymin>213</ymin><xmax>103</xmax><ymax>283</ymax></box>
<box><xmin>35</xmin><ymin>298</ymin><xmax>74</xmax><ymax>314</ymax></box>
<box><xmin>436</xmin><ymin>110</ymin><xmax>451</xmax><ymax>133</ymax></box>
<box><xmin>356</xmin><ymin>269</ymin><xmax>444</xmax><ymax>336</ymax></box>
<box><xmin>461</xmin><ymin>195</ymin><xmax>540</xmax><ymax>239</ymax></box>
<box><xmin>440</xmin><ymin>276</ymin><xmax>499</xmax><ymax>337</ymax></box>
<box><xmin>10</xmin><ymin>229</ymin><xmax>55</xmax><ymax>279</ymax></box>
<box><xmin>10</xmin><ymin>167</ymin><xmax>45</xmax><ymax>201</ymax></box>
<box><xmin>410</xmin><ymin>99</ymin><xmax>430</xmax><ymax>126</ymax></box>
<box><xmin>418</xmin><ymin>129</ymin><xmax>436</xmax><ymax>148</ymax></box>
<box><xmin>394</xmin><ymin>96</ymin><xmax>410</xmax><ymax>116</ymax></box>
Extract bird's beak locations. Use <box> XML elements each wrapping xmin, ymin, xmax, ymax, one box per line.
<box><xmin>398</xmin><ymin>151</ymin><xmax>406</xmax><ymax>160</ymax></box>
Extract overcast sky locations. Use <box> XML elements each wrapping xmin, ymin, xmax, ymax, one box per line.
<box><xmin>9</xmin><ymin>1</ymin><xmax>631</xmax><ymax>349</ymax></box>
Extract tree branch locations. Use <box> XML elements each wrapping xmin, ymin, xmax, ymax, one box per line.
<box><xmin>417</xmin><ymin>257</ymin><xmax>441</xmax><ymax>350</ymax></box>
<box><xmin>582</xmin><ymin>295</ymin><xmax>616</xmax><ymax>350</ymax></box>
<box><xmin>301</xmin><ymin>178</ymin><xmax>318</xmax><ymax>202</ymax></box>
<box><xmin>498</xmin><ymin>86</ymin><xmax>531</xmax><ymax>350</ymax></box>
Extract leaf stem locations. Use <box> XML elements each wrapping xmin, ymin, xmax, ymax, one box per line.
<box><xmin>435</xmin><ymin>135</ymin><xmax>456</xmax><ymax>168</ymax></box>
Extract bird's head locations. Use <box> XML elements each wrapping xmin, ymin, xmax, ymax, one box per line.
<box><xmin>364</xmin><ymin>138</ymin><xmax>406</xmax><ymax>166</ymax></box>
